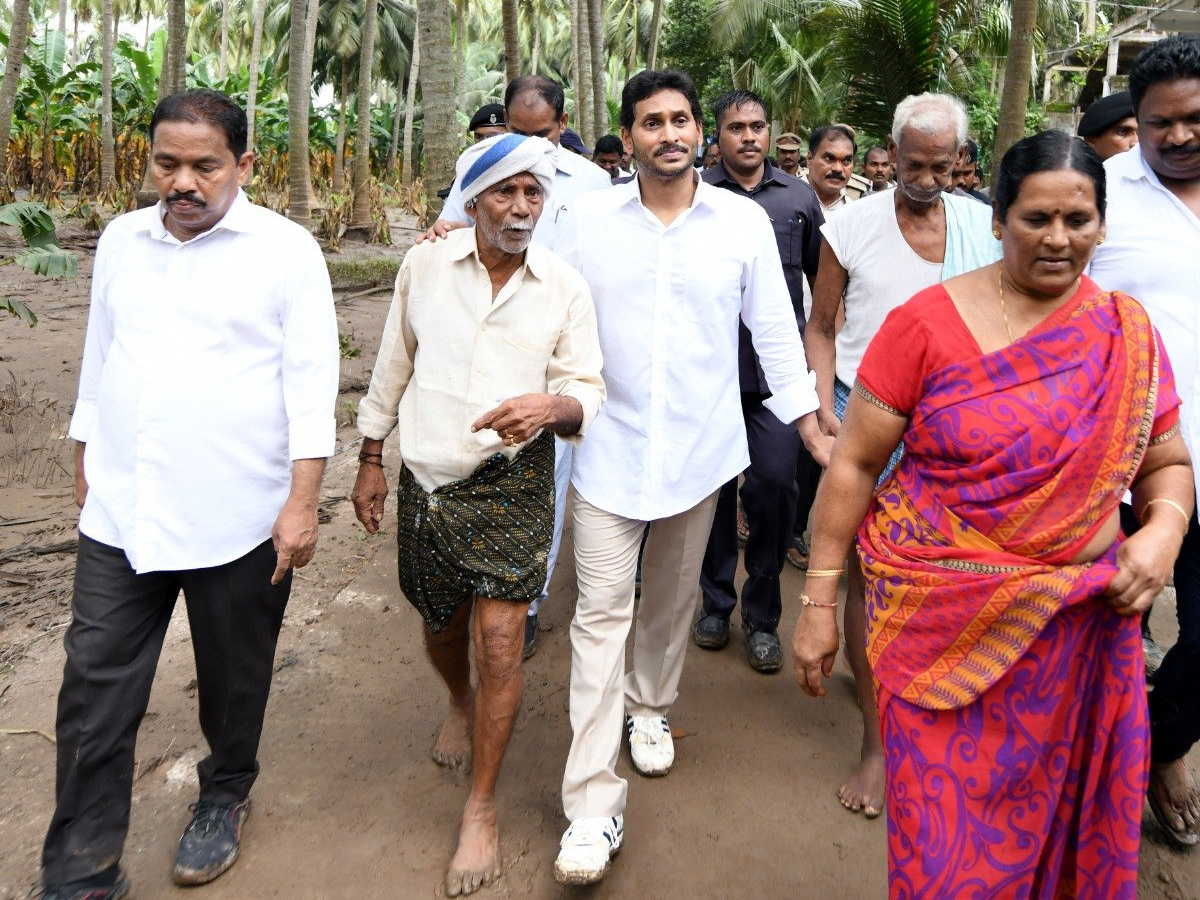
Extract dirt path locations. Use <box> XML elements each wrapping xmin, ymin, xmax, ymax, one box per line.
<box><xmin>1</xmin><ymin>219</ymin><xmax>1197</xmax><ymax>900</ymax></box>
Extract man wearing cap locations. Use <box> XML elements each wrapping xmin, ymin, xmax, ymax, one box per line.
<box><xmin>561</xmin><ymin>127</ymin><xmax>590</xmax><ymax>156</ymax></box>
<box><xmin>469</xmin><ymin>103</ymin><xmax>507</xmax><ymax>143</ymax></box>
<box><xmin>427</xmin><ymin>75</ymin><xmax>613</xmax><ymax>659</ymax></box>
<box><xmin>775</xmin><ymin>131</ymin><xmax>803</xmax><ymax>176</ymax></box>
<box><xmin>1078</xmin><ymin>90</ymin><xmax>1139</xmax><ymax>161</ymax></box>
<box><xmin>353</xmin><ymin>133</ymin><xmax>605</xmax><ymax>896</ymax></box>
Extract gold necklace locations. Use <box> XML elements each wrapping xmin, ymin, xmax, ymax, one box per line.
<box><xmin>997</xmin><ymin>268</ymin><xmax>1015</xmax><ymax>344</ymax></box>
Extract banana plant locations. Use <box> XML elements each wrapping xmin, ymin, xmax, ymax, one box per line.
<box><xmin>0</xmin><ymin>201</ymin><xmax>78</xmax><ymax>327</ymax></box>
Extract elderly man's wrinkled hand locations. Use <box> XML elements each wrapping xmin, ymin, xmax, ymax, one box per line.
<box><xmin>417</xmin><ymin>218</ymin><xmax>468</xmax><ymax>244</ymax></box>
<box><xmin>270</xmin><ymin>499</ymin><xmax>319</xmax><ymax>585</ymax></box>
<box><xmin>1105</xmin><ymin>521</ymin><xmax>1181</xmax><ymax>616</ymax></box>
<box><xmin>351</xmin><ymin>463</ymin><xmax>390</xmax><ymax>535</ymax></box>
<box><xmin>792</xmin><ymin>608</ymin><xmax>840</xmax><ymax>698</ymax></box>
<box><xmin>472</xmin><ymin>393</ymin><xmax>556</xmax><ymax>446</ymax></box>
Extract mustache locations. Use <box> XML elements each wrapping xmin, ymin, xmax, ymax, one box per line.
<box><xmin>823</xmin><ymin>172</ymin><xmax>846</xmax><ymax>182</ymax></box>
<box><xmin>167</xmin><ymin>192</ymin><xmax>206</xmax><ymax>206</ymax></box>
<box><xmin>654</xmin><ymin>144</ymin><xmax>689</xmax><ymax>157</ymax></box>
<box><xmin>897</xmin><ymin>180</ymin><xmax>943</xmax><ymax>203</ymax></box>
<box><xmin>1163</xmin><ymin>143</ymin><xmax>1200</xmax><ymax>157</ymax></box>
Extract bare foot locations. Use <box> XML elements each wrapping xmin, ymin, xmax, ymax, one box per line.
<box><xmin>838</xmin><ymin>750</ymin><xmax>885</xmax><ymax>818</ymax></box>
<box><xmin>1149</xmin><ymin>759</ymin><xmax>1200</xmax><ymax>845</ymax></box>
<box><xmin>445</xmin><ymin>798</ymin><xmax>501</xmax><ymax>896</ymax></box>
<box><xmin>432</xmin><ymin>699</ymin><xmax>474</xmax><ymax>771</ymax></box>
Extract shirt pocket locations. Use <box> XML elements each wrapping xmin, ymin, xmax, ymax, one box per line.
<box><xmin>772</xmin><ymin>218</ymin><xmax>805</xmax><ymax>270</ymax></box>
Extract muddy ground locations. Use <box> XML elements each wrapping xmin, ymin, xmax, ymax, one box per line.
<box><xmin>1</xmin><ymin>210</ymin><xmax>1197</xmax><ymax>900</ymax></box>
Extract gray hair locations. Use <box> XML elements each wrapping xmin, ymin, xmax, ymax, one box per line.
<box><xmin>891</xmin><ymin>93</ymin><xmax>968</xmax><ymax>148</ymax></box>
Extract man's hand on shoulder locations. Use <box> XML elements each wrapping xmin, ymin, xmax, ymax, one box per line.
<box><xmin>417</xmin><ymin>219</ymin><xmax>469</xmax><ymax>244</ymax></box>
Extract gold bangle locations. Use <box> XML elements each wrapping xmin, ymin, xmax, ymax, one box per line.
<box><xmin>804</xmin><ymin>568</ymin><xmax>845</xmax><ymax>578</ymax></box>
<box><xmin>801</xmin><ymin>594</ymin><xmax>838</xmax><ymax>609</ymax></box>
<box><xmin>1139</xmin><ymin>497</ymin><xmax>1191</xmax><ymax>532</ymax></box>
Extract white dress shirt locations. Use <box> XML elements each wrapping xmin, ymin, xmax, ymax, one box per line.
<box><xmin>70</xmin><ymin>191</ymin><xmax>339</xmax><ymax>573</ymax></box>
<box><xmin>555</xmin><ymin>174</ymin><xmax>820</xmax><ymax>521</ymax></box>
<box><xmin>1089</xmin><ymin>147</ymin><xmax>1200</xmax><ymax>508</ymax></box>
<box><xmin>356</xmin><ymin>227</ymin><xmax>606</xmax><ymax>492</ymax></box>
<box><xmin>441</xmin><ymin>145</ymin><xmax>613</xmax><ymax>250</ymax></box>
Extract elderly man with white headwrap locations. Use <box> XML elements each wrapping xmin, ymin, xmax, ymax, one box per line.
<box><xmin>351</xmin><ymin>133</ymin><xmax>605</xmax><ymax>897</ymax></box>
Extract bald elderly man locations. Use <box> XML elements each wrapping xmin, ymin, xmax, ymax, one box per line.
<box><xmin>351</xmin><ymin>134</ymin><xmax>605</xmax><ymax>896</ymax></box>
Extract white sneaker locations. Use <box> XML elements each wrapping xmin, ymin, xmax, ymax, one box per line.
<box><xmin>626</xmin><ymin>714</ymin><xmax>674</xmax><ymax>776</ymax></box>
<box><xmin>554</xmin><ymin>815</ymin><xmax>624</xmax><ymax>885</ymax></box>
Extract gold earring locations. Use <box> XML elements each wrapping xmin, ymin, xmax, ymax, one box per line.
<box><xmin>1097</xmin><ymin>237</ymin><xmax>1105</xmax><ymax>245</ymax></box>
<box><xmin>992</xmin><ymin>229</ymin><xmax>1001</xmax><ymax>240</ymax></box>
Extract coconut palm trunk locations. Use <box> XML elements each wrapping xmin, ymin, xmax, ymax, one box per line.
<box><xmin>388</xmin><ymin>71</ymin><xmax>403</xmax><ymax>172</ymax></box>
<box><xmin>334</xmin><ymin>62</ymin><xmax>350</xmax><ymax>193</ymax></box>
<box><xmin>647</xmin><ymin>0</ymin><xmax>664</xmax><ymax>69</ymax></box>
<box><xmin>245</xmin><ymin>0</ymin><xmax>267</xmax><ymax>151</ymax></box>
<box><xmin>417</xmin><ymin>0</ymin><xmax>457</xmax><ymax>218</ymax></box>
<box><xmin>100</xmin><ymin>0</ymin><xmax>116</xmax><ymax>193</ymax></box>
<box><xmin>0</xmin><ymin>0</ymin><xmax>33</xmax><ymax>181</ymax></box>
<box><xmin>502</xmin><ymin>0</ymin><xmax>520</xmax><ymax>83</ymax></box>
<box><xmin>167</xmin><ymin>0</ymin><xmax>186</xmax><ymax>92</ymax></box>
<box><xmin>218</xmin><ymin>0</ymin><xmax>229</xmax><ymax>81</ymax></box>
<box><xmin>347</xmin><ymin>0</ymin><xmax>379</xmax><ymax>239</ymax></box>
<box><xmin>401</xmin><ymin>18</ymin><xmax>420</xmax><ymax>188</ymax></box>
<box><xmin>992</xmin><ymin>0</ymin><xmax>1038</xmax><ymax>169</ymax></box>
<box><xmin>588</xmin><ymin>0</ymin><xmax>605</xmax><ymax>140</ymax></box>
<box><xmin>572</xmin><ymin>0</ymin><xmax>593</xmax><ymax>143</ymax></box>
<box><xmin>287</xmin><ymin>0</ymin><xmax>313</xmax><ymax>227</ymax></box>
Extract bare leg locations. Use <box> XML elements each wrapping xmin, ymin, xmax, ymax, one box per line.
<box><xmin>445</xmin><ymin>596</ymin><xmax>529</xmax><ymax>897</ymax></box>
<box><xmin>424</xmin><ymin>602</ymin><xmax>475</xmax><ymax>771</ymax></box>
<box><xmin>838</xmin><ymin>558</ymin><xmax>885</xmax><ymax>818</ymax></box>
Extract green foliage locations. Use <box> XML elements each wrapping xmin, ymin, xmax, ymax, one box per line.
<box><xmin>0</xmin><ymin>201</ymin><xmax>78</xmax><ymax>327</ymax></box>
<box><xmin>659</xmin><ymin>0</ymin><xmax>734</xmax><ymax>126</ymax></box>
<box><xmin>339</xmin><ymin>332</ymin><xmax>363</xmax><ymax>359</ymax></box>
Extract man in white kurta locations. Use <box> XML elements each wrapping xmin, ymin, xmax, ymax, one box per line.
<box><xmin>352</xmin><ymin>134</ymin><xmax>605</xmax><ymax>898</ymax></box>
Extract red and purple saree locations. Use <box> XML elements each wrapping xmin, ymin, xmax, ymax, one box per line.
<box><xmin>854</xmin><ymin>277</ymin><xmax>1180</xmax><ymax>899</ymax></box>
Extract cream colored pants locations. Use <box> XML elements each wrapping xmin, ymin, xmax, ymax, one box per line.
<box><xmin>561</xmin><ymin>489</ymin><xmax>720</xmax><ymax>820</ymax></box>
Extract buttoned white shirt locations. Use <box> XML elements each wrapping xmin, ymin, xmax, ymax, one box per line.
<box><xmin>70</xmin><ymin>191</ymin><xmax>339</xmax><ymax>573</ymax></box>
<box><xmin>555</xmin><ymin>174</ymin><xmax>820</xmax><ymax>521</ymax></box>
<box><xmin>1089</xmin><ymin>147</ymin><xmax>1200</xmax><ymax>508</ymax></box>
<box><xmin>441</xmin><ymin>144</ymin><xmax>613</xmax><ymax>250</ymax></box>
<box><xmin>356</xmin><ymin>227</ymin><xmax>605</xmax><ymax>492</ymax></box>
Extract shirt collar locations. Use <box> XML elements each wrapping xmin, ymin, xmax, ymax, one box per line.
<box><xmin>451</xmin><ymin>225</ymin><xmax>549</xmax><ymax>281</ymax></box>
<box><xmin>146</xmin><ymin>189</ymin><xmax>254</xmax><ymax>242</ymax></box>
<box><xmin>710</xmin><ymin>158</ymin><xmax>785</xmax><ymax>192</ymax></box>
<box><xmin>623</xmin><ymin>168</ymin><xmax>712</xmax><ymax>213</ymax></box>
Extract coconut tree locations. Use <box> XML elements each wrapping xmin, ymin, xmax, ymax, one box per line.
<box><xmin>418</xmin><ymin>0</ymin><xmax>457</xmax><ymax>216</ymax></box>
<box><xmin>286</xmin><ymin>0</ymin><xmax>311</xmax><ymax>226</ymax></box>
<box><xmin>993</xmin><ymin>0</ymin><xmax>1038</xmax><ymax>162</ymax></box>
<box><xmin>502</xmin><ymin>0</ymin><xmax>519</xmax><ymax>81</ymax></box>
<box><xmin>0</xmin><ymin>0</ymin><xmax>33</xmax><ymax>182</ymax></box>
<box><xmin>401</xmin><ymin>6</ymin><xmax>419</xmax><ymax>186</ymax></box>
<box><xmin>245</xmin><ymin>0</ymin><xmax>267</xmax><ymax>150</ymax></box>
<box><xmin>101</xmin><ymin>0</ymin><xmax>117</xmax><ymax>192</ymax></box>
<box><xmin>166</xmin><ymin>0</ymin><xmax>186</xmax><ymax>92</ymax></box>
<box><xmin>346</xmin><ymin>0</ymin><xmax>378</xmax><ymax>240</ymax></box>
<box><xmin>587</xmin><ymin>0</ymin><xmax>606</xmax><ymax>136</ymax></box>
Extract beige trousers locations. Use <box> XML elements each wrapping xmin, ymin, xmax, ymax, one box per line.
<box><xmin>561</xmin><ymin>489</ymin><xmax>720</xmax><ymax>820</ymax></box>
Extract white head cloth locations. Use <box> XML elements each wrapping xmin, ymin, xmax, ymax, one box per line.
<box><xmin>455</xmin><ymin>133</ymin><xmax>556</xmax><ymax>208</ymax></box>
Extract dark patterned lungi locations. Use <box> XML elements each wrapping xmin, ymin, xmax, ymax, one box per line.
<box><xmin>396</xmin><ymin>430</ymin><xmax>555</xmax><ymax>632</ymax></box>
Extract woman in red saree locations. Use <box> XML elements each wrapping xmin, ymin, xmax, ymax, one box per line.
<box><xmin>792</xmin><ymin>130</ymin><xmax>1194</xmax><ymax>899</ymax></box>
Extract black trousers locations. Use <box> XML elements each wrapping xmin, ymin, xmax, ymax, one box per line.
<box><xmin>699</xmin><ymin>394</ymin><xmax>800</xmax><ymax>633</ymax></box>
<box><xmin>42</xmin><ymin>535</ymin><xmax>291</xmax><ymax>885</ymax></box>
<box><xmin>1149</xmin><ymin>510</ymin><xmax>1200</xmax><ymax>764</ymax></box>
<box><xmin>793</xmin><ymin>444</ymin><xmax>821</xmax><ymax>538</ymax></box>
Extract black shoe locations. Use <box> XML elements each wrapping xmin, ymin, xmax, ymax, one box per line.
<box><xmin>524</xmin><ymin>612</ymin><xmax>538</xmax><ymax>660</ymax></box>
<box><xmin>42</xmin><ymin>870</ymin><xmax>129</xmax><ymax>900</ymax></box>
<box><xmin>746</xmin><ymin>630</ymin><xmax>783</xmax><ymax>673</ymax></box>
<box><xmin>692</xmin><ymin>614</ymin><xmax>730</xmax><ymax>650</ymax></box>
<box><xmin>172</xmin><ymin>798</ymin><xmax>251</xmax><ymax>886</ymax></box>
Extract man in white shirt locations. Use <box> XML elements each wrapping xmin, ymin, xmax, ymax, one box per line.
<box><xmin>427</xmin><ymin>75</ymin><xmax>612</xmax><ymax>659</ymax></box>
<box><xmin>351</xmin><ymin>134</ymin><xmax>605</xmax><ymax>898</ymax></box>
<box><xmin>1089</xmin><ymin>34</ymin><xmax>1200</xmax><ymax>849</ymax></box>
<box><xmin>549</xmin><ymin>69</ymin><xmax>829</xmax><ymax>885</ymax></box>
<box><xmin>40</xmin><ymin>90</ymin><xmax>339</xmax><ymax>900</ymax></box>
<box><xmin>796</xmin><ymin>92</ymin><xmax>999</xmax><ymax>823</ymax></box>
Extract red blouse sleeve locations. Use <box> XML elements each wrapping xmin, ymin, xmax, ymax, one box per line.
<box><xmin>855</xmin><ymin>285</ymin><xmax>947</xmax><ymax>417</ymax></box>
<box><xmin>1152</xmin><ymin>329</ymin><xmax>1182</xmax><ymax>442</ymax></box>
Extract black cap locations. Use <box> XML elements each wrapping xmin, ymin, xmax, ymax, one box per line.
<box><xmin>469</xmin><ymin>103</ymin><xmax>506</xmax><ymax>132</ymax></box>
<box><xmin>1078</xmin><ymin>92</ymin><xmax>1134</xmax><ymax>137</ymax></box>
<box><xmin>560</xmin><ymin>128</ymin><xmax>589</xmax><ymax>155</ymax></box>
